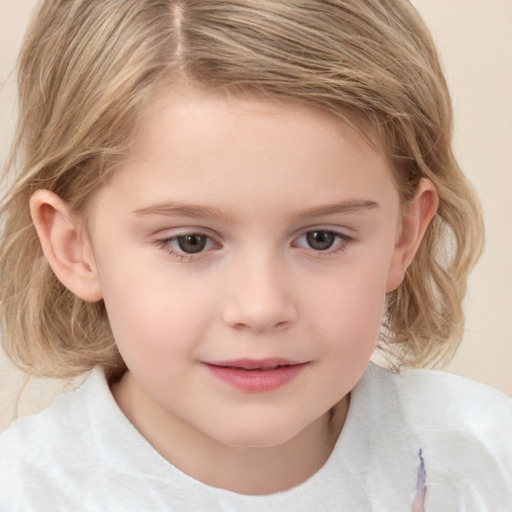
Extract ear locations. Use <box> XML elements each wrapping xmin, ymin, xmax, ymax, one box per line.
<box><xmin>385</xmin><ymin>178</ymin><xmax>439</xmax><ymax>292</ymax></box>
<box><xmin>30</xmin><ymin>189</ymin><xmax>103</xmax><ymax>302</ymax></box>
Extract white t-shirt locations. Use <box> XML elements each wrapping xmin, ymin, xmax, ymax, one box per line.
<box><xmin>1</xmin><ymin>362</ymin><xmax>511</xmax><ymax>511</ymax></box>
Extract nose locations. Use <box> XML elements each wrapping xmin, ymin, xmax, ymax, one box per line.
<box><xmin>222</xmin><ymin>253</ymin><xmax>298</xmax><ymax>333</ymax></box>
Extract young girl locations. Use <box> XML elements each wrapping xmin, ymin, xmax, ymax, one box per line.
<box><xmin>0</xmin><ymin>0</ymin><xmax>511</xmax><ymax>510</ymax></box>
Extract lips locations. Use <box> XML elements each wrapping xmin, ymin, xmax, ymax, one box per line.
<box><xmin>203</xmin><ymin>358</ymin><xmax>308</xmax><ymax>393</ymax></box>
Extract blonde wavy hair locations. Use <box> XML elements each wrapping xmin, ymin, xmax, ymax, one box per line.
<box><xmin>1</xmin><ymin>0</ymin><xmax>483</xmax><ymax>379</ymax></box>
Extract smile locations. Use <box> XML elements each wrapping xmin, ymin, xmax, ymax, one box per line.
<box><xmin>203</xmin><ymin>359</ymin><xmax>309</xmax><ymax>393</ymax></box>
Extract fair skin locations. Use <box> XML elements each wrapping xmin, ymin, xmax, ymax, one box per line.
<box><xmin>30</xmin><ymin>89</ymin><xmax>438</xmax><ymax>494</ymax></box>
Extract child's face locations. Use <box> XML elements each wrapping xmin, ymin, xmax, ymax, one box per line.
<box><xmin>84</xmin><ymin>89</ymin><xmax>410</xmax><ymax>448</ymax></box>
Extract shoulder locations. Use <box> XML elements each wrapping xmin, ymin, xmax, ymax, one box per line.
<box><xmin>0</xmin><ymin>372</ymin><xmax>90</xmax><ymax>454</ymax></box>
<box><xmin>361</xmin><ymin>362</ymin><xmax>512</xmax><ymax>448</ymax></box>
<box><xmin>368</xmin><ymin>364</ymin><xmax>512</xmax><ymax>505</ymax></box>
<box><xmin>364</xmin><ymin>362</ymin><xmax>512</xmax><ymax>421</ymax></box>
<box><xmin>366</xmin><ymin>363</ymin><xmax>512</xmax><ymax>445</ymax></box>
<box><xmin>0</xmin><ymin>368</ymin><xmax>107</xmax><ymax>507</ymax></box>
<box><xmin>391</xmin><ymin>365</ymin><xmax>512</xmax><ymax>432</ymax></box>
<box><xmin>0</xmin><ymin>367</ymin><xmax>100</xmax><ymax>446</ymax></box>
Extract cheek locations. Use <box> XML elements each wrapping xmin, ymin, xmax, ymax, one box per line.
<box><xmin>309</xmin><ymin>256</ymin><xmax>389</xmax><ymax>353</ymax></box>
<box><xmin>97</xmin><ymin>257</ymin><xmax>218</xmax><ymax>366</ymax></box>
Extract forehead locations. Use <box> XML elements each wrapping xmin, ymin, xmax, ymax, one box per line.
<box><xmin>93</xmin><ymin>87</ymin><xmax>398</xmax><ymax>221</ymax></box>
<box><xmin>134</xmin><ymin>86</ymin><xmax>383</xmax><ymax>144</ymax></box>
<box><xmin>130</xmin><ymin>87</ymin><xmax>387</xmax><ymax>165</ymax></box>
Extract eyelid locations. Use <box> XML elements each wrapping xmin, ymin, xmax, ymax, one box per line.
<box><xmin>292</xmin><ymin>224</ymin><xmax>355</xmax><ymax>240</ymax></box>
<box><xmin>294</xmin><ymin>221</ymin><xmax>357</xmax><ymax>235</ymax></box>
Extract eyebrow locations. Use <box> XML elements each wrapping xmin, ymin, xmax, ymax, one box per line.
<box><xmin>134</xmin><ymin>199</ymin><xmax>379</xmax><ymax>220</ymax></box>
<box><xmin>298</xmin><ymin>199</ymin><xmax>379</xmax><ymax>218</ymax></box>
<box><xmin>134</xmin><ymin>203</ymin><xmax>233</xmax><ymax>220</ymax></box>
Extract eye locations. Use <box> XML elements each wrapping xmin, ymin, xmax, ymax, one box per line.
<box><xmin>294</xmin><ymin>229</ymin><xmax>352</xmax><ymax>253</ymax></box>
<box><xmin>174</xmin><ymin>234</ymin><xmax>208</xmax><ymax>254</ymax></box>
<box><xmin>305</xmin><ymin>231</ymin><xmax>336</xmax><ymax>250</ymax></box>
<box><xmin>155</xmin><ymin>232</ymin><xmax>218</xmax><ymax>259</ymax></box>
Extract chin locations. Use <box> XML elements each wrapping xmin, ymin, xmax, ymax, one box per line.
<box><xmin>212</xmin><ymin>420</ymin><xmax>306</xmax><ymax>450</ymax></box>
<box><xmin>224</xmin><ymin>436</ymin><xmax>289</xmax><ymax>450</ymax></box>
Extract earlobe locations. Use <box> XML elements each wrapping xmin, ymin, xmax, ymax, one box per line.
<box><xmin>30</xmin><ymin>189</ymin><xmax>103</xmax><ymax>302</ymax></box>
<box><xmin>385</xmin><ymin>179</ymin><xmax>439</xmax><ymax>292</ymax></box>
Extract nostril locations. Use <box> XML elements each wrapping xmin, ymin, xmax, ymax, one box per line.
<box><xmin>231</xmin><ymin>321</ymin><xmax>286</xmax><ymax>332</ymax></box>
<box><xmin>227</xmin><ymin>318</ymin><xmax>293</xmax><ymax>334</ymax></box>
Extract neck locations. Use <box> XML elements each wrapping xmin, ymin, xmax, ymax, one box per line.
<box><xmin>111</xmin><ymin>371</ymin><xmax>349</xmax><ymax>495</ymax></box>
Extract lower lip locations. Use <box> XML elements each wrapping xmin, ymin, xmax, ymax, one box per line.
<box><xmin>204</xmin><ymin>363</ymin><xmax>308</xmax><ymax>393</ymax></box>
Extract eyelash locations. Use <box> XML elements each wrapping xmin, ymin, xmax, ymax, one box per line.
<box><xmin>154</xmin><ymin>229</ymin><xmax>354</xmax><ymax>261</ymax></box>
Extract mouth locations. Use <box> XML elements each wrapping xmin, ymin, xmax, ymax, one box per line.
<box><xmin>208</xmin><ymin>358</ymin><xmax>303</xmax><ymax>370</ymax></box>
<box><xmin>203</xmin><ymin>359</ymin><xmax>308</xmax><ymax>393</ymax></box>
